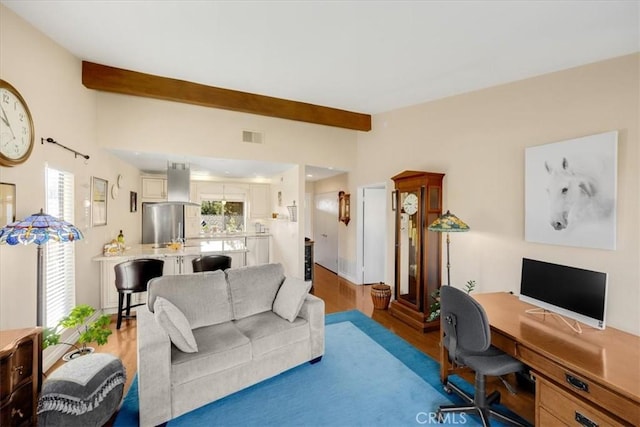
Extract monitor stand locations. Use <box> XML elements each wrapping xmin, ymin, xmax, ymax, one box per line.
<box><xmin>525</xmin><ymin>308</ymin><xmax>583</xmax><ymax>334</ymax></box>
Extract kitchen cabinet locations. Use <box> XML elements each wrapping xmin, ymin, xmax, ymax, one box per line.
<box><xmin>246</xmin><ymin>235</ymin><xmax>270</xmax><ymax>266</ymax></box>
<box><xmin>249</xmin><ymin>184</ymin><xmax>270</xmax><ymax>219</ymax></box>
<box><xmin>184</xmin><ymin>205</ymin><xmax>201</xmax><ymax>238</ymax></box>
<box><xmin>141</xmin><ymin>177</ymin><xmax>167</xmax><ymax>200</ymax></box>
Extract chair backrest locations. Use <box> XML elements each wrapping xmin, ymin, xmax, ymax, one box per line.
<box><xmin>192</xmin><ymin>255</ymin><xmax>232</xmax><ymax>273</ymax></box>
<box><xmin>114</xmin><ymin>258</ymin><xmax>164</xmax><ymax>292</ymax></box>
<box><xmin>440</xmin><ymin>285</ymin><xmax>491</xmax><ymax>358</ymax></box>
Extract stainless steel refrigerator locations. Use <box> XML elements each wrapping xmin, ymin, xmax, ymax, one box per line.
<box><xmin>142</xmin><ymin>202</ymin><xmax>185</xmax><ymax>244</ymax></box>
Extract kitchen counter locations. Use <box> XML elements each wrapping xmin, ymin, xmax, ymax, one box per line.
<box><xmin>93</xmin><ymin>242</ymin><xmax>247</xmax><ymax>262</ymax></box>
<box><xmin>94</xmin><ymin>234</ymin><xmax>270</xmax><ymax>313</ymax></box>
<box><xmin>93</xmin><ymin>233</ymin><xmax>270</xmax><ymax>262</ymax></box>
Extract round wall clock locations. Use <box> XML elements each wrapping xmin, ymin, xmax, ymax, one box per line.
<box><xmin>0</xmin><ymin>80</ymin><xmax>34</xmax><ymax>167</ymax></box>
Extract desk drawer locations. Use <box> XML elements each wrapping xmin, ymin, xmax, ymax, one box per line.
<box><xmin>520</xmin><ymin>344</ymin><xmax>637</xmax><ymax>425</ymax></box>
<box><xmin>537</xmin><ymin>376</ymin><xmax>623</xmax><ymax>427</ymax></box>
<box><xmin>491</xmin><ymin>330</ymin><xmax>518</xmax><ymax>357</ymax></box>
<box><xmin>538</xmin><ymin>407</ymin><xmax>567</xmax><ymax>426</ymax></box>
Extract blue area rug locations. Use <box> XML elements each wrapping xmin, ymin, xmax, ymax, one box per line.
<box><xmin>114</xmin><ymin>310</ymin><xmax>512</xmax><ymax>426</ymax></box>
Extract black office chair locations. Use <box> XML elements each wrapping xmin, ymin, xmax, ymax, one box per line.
<box><xmin>437</xmin><ymin>286</ymin><xmax>530</xmax><ymax>426</ymax></box>
<box><xmin>191</xmin><ymin>254</ymin><xmax>232</xmax><ymax>273</ymax></box>
<box><xmin>114</xmin><ymin>258</ymin><xmax>164</xmax><ymax>329</ymax></box>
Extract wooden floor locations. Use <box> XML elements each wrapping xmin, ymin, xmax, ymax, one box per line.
<box><xmin>49</xmin><ymin>264</ymin><xmax>535</xmax><ymax>425</ymax></box>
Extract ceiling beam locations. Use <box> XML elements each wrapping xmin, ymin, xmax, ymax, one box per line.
<box><xmin>82</xmin><ymin>61</ymin><xmax>371</xmax><ymax>131</ymax></box>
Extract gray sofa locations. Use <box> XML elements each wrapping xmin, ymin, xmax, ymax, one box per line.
<box><xmin>136</xmin><ymin>263</ymin><xmax>325</xmax><ymax>426</ymax></box>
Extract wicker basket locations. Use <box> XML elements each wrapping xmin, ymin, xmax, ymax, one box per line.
<box><xmin>371</xmin><ymin>283</ymin><xmax>391</xmax><ymax>310</ymax></box>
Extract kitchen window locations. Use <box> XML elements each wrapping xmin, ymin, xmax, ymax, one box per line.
<box><xmin>45</xmin><ymin>166</ymin><xmax>76</xmax><ymax>327</ymax></box>
<box><xmin>201</xmin><ymin>199</ymin><xmax>245</xmax><ymax>233</ymax></box>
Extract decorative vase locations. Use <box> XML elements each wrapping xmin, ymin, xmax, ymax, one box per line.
<box><xmin>371</xmin><ymin>283</ymin><xmax>391</xmax><ymax>310</ymax></box>
<box><xmin>62</xmin><ymin>346</ymin><xmax>95</xmax><ymax>362</ymax></box>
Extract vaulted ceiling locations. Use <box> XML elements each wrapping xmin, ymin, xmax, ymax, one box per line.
<box><xmin>3</xmin><ymin>1</ymin><xmax>638</xmax><ymax>178</ymax></box>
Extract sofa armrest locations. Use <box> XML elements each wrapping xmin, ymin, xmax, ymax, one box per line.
<box><xmin>297</xmin><ymin>294</ymin><xmax>325</xmax><ymax>359</ymax></box>
<box><xmin>137</xmin><ymin>305</ymin><xmax>172</xmax><ymax>427</ymax></box>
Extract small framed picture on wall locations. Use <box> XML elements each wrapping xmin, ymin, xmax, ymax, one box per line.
<box><xmin>130</xmin><ymin>191</ymin><xmax>137</xmax><ymax>213</ymax></box>
<box><xmin>0</xmin><ymin>182</ymin><xmax>16</xmax><ymax>226</ymax></box>
<box><xmin>91</xmin><ymin>176</ymin><xmax>108</xmax><ymax>226</ymax></box>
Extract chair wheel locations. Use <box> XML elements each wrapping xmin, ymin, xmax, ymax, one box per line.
<box><xmin>443</xmin><ymin>384</ymin><xmax>452</xmax><ymax>394</ymax></box>
<box><xmin>435</xmin><ymin>410</ymin><xmax>445</xmax><ymax>423</ymax></box>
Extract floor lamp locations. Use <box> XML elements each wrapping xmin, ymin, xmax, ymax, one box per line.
<box><xmin>428</xmin><ymin>210</ymin><xmax>469</xmax><ymax>286</ymax></box>
<box><xmin>0</xmin><ymin>209</ymin><xmax>83</xmax><ymax>326</ymax></box>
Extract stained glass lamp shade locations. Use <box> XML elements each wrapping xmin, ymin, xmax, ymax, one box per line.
<box><xmin>427</xmin><ymin>210</ymin><xmax>469</xmax><ymax>286</ymax></box>
<box><xmin>0</xmin><ymin>209</ymin><xmax>83</xmax><ymax>325</ymax></box>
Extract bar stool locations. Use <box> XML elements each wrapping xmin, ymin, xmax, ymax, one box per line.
<box><xmin>191</xmin><ymin>254</ymin><xmax>232</xmax><ymax>272</ymax></box>
<box><xmin>114</xmin><ymin>258</ymin><xmax>164</xmax><ymax>329</ymax></box>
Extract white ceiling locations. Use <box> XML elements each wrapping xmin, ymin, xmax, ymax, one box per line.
<box><xmin>3</xmin><ymin>0</ymin><xmax>638</xmax><ymax>179</ymax></box>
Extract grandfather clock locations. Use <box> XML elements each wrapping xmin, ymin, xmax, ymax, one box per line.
<box><xmin>389</xmin><ymin>170</ymin><xmax>444</xmax><ymax>332</ymax></box>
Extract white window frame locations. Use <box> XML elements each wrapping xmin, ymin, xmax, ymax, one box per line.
<box><xmin>45</xmin><ymin>166</ymin><xmax>76</xmax><ymax>327</ymax></box>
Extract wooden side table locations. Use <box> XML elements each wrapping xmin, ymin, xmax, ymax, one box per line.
<box><xmin>0</xmin><ymin>327</ymin><xmax>42</xmax><ymax>427</ymax></box>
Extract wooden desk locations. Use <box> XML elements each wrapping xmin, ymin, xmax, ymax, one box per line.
<box><xmin>440</xmin><ymin>292</ymin><xmax>640</xmax><ymax>426</ymax></box>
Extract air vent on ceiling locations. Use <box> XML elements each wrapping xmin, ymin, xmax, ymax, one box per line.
<box><xmin>242</xmin><ymin>130</ymin><xmax>264</xmax><ymax>144</ymax></box>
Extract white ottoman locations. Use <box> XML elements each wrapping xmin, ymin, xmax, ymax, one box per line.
<box><xmin>37</xmin><ymin>353</ymin><xmax>125</xmax><ymax>426</ymax></box>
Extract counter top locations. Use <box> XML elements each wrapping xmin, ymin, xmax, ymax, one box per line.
<box><xmin>93</xmin><ymin>241</ymin><xmax>252</xmax><ymax>262</ymax></box>
<box><xmin>190</xmin><ymin>232</ymin><xmax>270</xmax><ymax>239</ymax></box>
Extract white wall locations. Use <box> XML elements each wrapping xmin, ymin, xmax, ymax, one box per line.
<box><xmin>352</xmin><ymin>54</ymin><xmax>640</xmax><ymax>334</ymax></box>
<box><xmin>269</xmin><ymin>166</ymin><xmax>304</xmax><ymax>278</ymax></box>
<box><xmin>0</xmin><ymin>5</ymin><xmax>142</xmax><ymax>329</ymax></box>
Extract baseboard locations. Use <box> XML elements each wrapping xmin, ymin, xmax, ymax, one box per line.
<box><xmin>338</xmin><ymin>272</ymin><xmax>361</xmax><ymax>286</ymax></box>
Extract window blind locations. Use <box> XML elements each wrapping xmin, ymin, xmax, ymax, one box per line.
<box><xmin>45</xmin><ymin>167</ymin><xmax>76</xmax><ymax>327</ymax></box>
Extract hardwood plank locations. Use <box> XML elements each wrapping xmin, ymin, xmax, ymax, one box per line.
<box><xmin>82</xmin><ymin>61</ymin><xmax>372</xmax><ymax>131</ymax></box>
<box><xmin>46</xmin><ymin>264</ymin><xmax>534</xmax><ymax>425</ymax></box>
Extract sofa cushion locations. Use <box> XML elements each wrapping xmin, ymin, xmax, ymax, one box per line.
<box><xmin>171</xmin><ymin>322</ymin><xmax>251</xmax><ymax>386</ymax></box>
<box><xmin>147</xmin><ymin>271</ymin><xmax>232</xmax><ymax>328</ymax></box>
<box><xmin>233</xmin><ymin>311</ymin><xmax>309</xmax><ymax>358</ymax></box>
<box><xmin>226</xmin><ymin>264</ymin><xmax>285</xmax><ymax>320</ymax></box>
<box><xmin>154</xmin><ymin>297</ymin><xmax>198</xmax><ymax>353</ymax></box>
<box><xmin>273</xmin><ymin>277</ymin><xmax>312</xmax><ymax>322</ymax></box>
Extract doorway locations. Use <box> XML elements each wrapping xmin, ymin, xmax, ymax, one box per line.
<box><xmin>314</xmin><ymin>192</ymin><xmax>338</xmax><ymax>273</ymax></box>
<box><xmin>359</xmin><ymin>186</ymin><xmax>386</xmax><ymax>285</ymax></box>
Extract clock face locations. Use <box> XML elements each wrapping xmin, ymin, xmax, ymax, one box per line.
<box><xmin>403</xmin><ymin>193</ymin><xmax>419</xmax><ymax>215</ymax></box>
<box><xmin>0</xmin><ymin>80</ymin><xmax>34</xmax><ymax>166</ymax></box>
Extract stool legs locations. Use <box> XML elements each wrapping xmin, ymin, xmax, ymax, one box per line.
<box><xmin>117</xmin><ymin>293</ymin><xmax>124</xmax><ymax>329</ymax></box>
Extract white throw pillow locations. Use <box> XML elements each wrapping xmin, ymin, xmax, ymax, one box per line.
<box><xmin>154</xmin><ymin>296</ymin><xmax>198</xmax><ymax>353</ymax></box>
<box><xmin>273</xmin><ymin>277</ymin><xmax>312</xmax><ymax>322</ymax></box>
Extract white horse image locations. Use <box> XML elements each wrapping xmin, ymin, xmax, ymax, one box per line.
<box><xmin>544</xmin><ymin>157</ymin><xmax>614</xmax><ymax>231</ymax></box>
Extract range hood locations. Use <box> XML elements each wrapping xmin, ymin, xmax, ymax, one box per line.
<box><xmin>161</xmin><ymin>162</ymin><xmax>199</xmax><ymax>206</ymax></box>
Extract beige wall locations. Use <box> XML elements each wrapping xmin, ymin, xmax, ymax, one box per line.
<box><xmin>0</xmin><ymin>5</ymin><xmax>358</xmax><ymax>330</ymax></box>
<box><xmin>95</xmin><ymin>92</ymin><xmax>357</xmax><ymax>173</ymax></box>
<box><xmin>0</xmin><ymin>5</ymin><xmax>142</xmax><ymax>329</ymax></box>
<box><xmin>353</xmin><ymin>54</ymin><xmax>640</xmax><ymax>334</ymax></box>
<box><xmin>1</xmin><ymin>4</ymin><xmax>638</xmax><ymax>336</ymax></box>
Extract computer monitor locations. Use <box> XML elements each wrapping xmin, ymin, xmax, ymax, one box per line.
<box><xmin>519</xmin><ymin>258</ymin><xmax>608</xmax><ymax>330</ymax></box>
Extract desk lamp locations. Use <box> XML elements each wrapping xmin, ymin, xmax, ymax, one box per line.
<box><xmin>0</xmin><ymin>209</ymin><xmax>83</xmax><ymax>326</ymax></box>
<box><xmin>428</xmin><ymin>210</ymin><xmax>469</xmax><ymax>286</ymax></box>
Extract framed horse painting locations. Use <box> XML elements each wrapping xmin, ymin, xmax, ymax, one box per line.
<box><xmin>524</xmin><ymin>131</ymin><xmax>617</xmax><ymax>250</ymax></box>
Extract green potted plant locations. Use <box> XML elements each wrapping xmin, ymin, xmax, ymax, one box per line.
<box><xmin>427</xmin><ymin>280</ymin><xmax>476</xmax><ymax>322</ymax></box>
<box><xmin>43</xmin><ymin>304</ymin><xmax>112</xmax><ymax>361</ymax></box>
